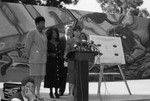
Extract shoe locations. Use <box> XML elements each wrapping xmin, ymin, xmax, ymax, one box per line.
<box><xmin>59</xmin><ymin>92</ymin><xmax>63</xmax><ymax>96</ymax></box>
<box><xmin>36</xmin><ymin>95</ymin><xmax>44</xmax><ymax>100</ymax></box>
<box><xmin>55</xmin><ymin>92</ymin><xmax>59</xmax><ymax>99</ymax></box>
<box><xmin>49</xmin><ymin>92</ymin><xmax>54</xmax><ymax>98</ymax></box>
<box><xmin>38</xmin><ymin>97</ymin><xmax>44</xmax><ymax>101</ymax></box>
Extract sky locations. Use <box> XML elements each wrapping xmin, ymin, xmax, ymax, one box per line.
<box><xmin>65</xmin><ymin>0</ymin><xmax>150</xmax><ymax>13</ymax></box>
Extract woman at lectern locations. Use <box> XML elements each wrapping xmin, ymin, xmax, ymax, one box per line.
<box><xmin>65</xmin><ymin>25</ymin><xmax>82</xmax><ymax>96</ymax></box>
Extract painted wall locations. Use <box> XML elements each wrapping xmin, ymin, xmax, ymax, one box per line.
<box><xmin>0</xmin><ymin>2</ymin><xmax>150</xmax><ymax>82</ymax></box>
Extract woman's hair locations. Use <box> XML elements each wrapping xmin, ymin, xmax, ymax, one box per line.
<box><xmin>46</xmin><ymin>27</ymin><xmax>60</xmax><ymax>41</ymax></box>
<box><xmin>35</xmin><ymin>16</ymin><xmax>45</xmax><ymax>25</ymax></box>
<box><xmin>21</xmin><ymin>76</ymin><xmax>35</xmax><ymax>86</ymax></box>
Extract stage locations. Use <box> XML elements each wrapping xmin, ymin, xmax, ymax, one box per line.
<box><xmin>1</xmin><ymin>79</ymin><xmax>150</xmax><ymax>101</ymax></box>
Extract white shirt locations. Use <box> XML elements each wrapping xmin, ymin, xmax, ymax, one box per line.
<box><xmin>11</xmin><ymin>95</ymin><xmax>28</xmax><ymax>101</ymax></box>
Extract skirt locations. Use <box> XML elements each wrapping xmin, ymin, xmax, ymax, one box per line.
<box><xmin>67</xmin><ymin>61</ymin><xmax>75</xmax><ymax>84</ymax></box>
<box><xmin>29</xmin><ymin>63</ymin><xmax>46</xmax><ymax>76</ymax></box>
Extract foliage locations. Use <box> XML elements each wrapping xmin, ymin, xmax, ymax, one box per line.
<box><xmin>1</xmin><ymin>0</ymin><xmax>149</xmax><ymax>18</ymax></box>
<box><xmin>96</xmin><ymin>0</ymin><xmax>150</xmax><ymax>18</ymax></box>
<box><xmin>45</xmin><ymin>0</ymin><xmax>79</xmax><ymax>7</ymax></box>
<box><xmin>0</xmin><ymin>0</ymin><xmax>79</xmax><ymax>8</ymax></box>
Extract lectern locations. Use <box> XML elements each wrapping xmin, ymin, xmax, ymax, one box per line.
<box><xmin>67</xmin><ymin>51</ymin><xmax>98</xmax><ymax>101</ymax></box>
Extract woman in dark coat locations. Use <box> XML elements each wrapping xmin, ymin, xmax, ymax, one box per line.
<box><xmin>44</xmin><ymin>27</ymin><xmax>64</xmax><ymax>99</ymax></box>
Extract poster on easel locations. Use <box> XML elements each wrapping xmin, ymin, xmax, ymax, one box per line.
<box><xmin>89</xmin><ymin>35</ymin><xmax>125</xmax><ymax>65</ymax></box>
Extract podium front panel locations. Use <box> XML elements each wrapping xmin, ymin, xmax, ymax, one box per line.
<box><xmin>67</xmin><ymin>51</ymin><xmax>98</xmax><ymax>61</ymax></box>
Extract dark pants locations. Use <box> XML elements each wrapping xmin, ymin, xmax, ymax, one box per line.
<box><xmin>59</xmin><ymin>67</ymin><xmax>68</xmax><ymax>95</ymax></box>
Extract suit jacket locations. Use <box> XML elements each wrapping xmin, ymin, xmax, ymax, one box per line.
<box><xmin>9</xmin><ymin>92</ymin><xmax>24</xmax><ymax>101</ymax></box>
<box><xmin>60</xmin><ymin>35</ymin><xmax>76</xmax><ymax>59</ymax></box>
<box><xmin>25</xmin><ymin>29</ymin><xmax>47</xmax><ymax>63</ymax></box>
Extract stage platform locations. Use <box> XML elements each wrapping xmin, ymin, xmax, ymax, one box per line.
<box><xmin>1</xmin><ymin>79</ymin><xmax>150</xmax><ymax>101</ymax></box>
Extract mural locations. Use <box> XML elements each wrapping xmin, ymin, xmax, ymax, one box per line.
<box><xmin>0</xmin><ymin>2</ymin><xmax>150</xmax><ymax>82</ymax></box>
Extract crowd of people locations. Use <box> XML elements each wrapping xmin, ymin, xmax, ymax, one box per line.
<box><xmin>10</xmin><ymin>16</ymin><xmax>89</xmax><ymax>101</ymax></box>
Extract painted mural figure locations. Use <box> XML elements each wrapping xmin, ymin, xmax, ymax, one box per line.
<box><xmin>0</xmin><ymin>42</ymin><xmax>24</xmax><ymax>76</ymax></box>
<box><xmin>80</xmin><ymin>12</ymin><xmax>150</xmax><ymax>79</ymax></box>
<box><xmin>110</xmin><ymin>16</ymin><xmax>150</xmax><ymax>79</ymax></box>
<box><xmin>109</xmin><ymin>24</ymin><xmax>146</xmax><ymax>64</ymax></box>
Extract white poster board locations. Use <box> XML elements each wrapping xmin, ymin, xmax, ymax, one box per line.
<box><xmin>89</xmin><ymin>35</ymin><xmax>125</xmax><ymax>65</ymax></box>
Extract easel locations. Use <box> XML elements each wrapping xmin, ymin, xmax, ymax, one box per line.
<box><xmin>89</xmin><ymin>35</ymin><xmax>132</xmax><ymax>97</ymax></box>
<box><xmin>97</xmin><ymin>63</ymin><xmax>132</xmax><ymax>96</ymax></box>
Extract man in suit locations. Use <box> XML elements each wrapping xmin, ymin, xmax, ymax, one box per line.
<box><xmin>23</xmin><ymin>16</ymin><xmax>47</xmax><ymax>98</ymax></box>
<box><xmin>59</xmin><ymin>24</ymin><xmax>73</xmax><ymax>96</ymax></box>
<box><xmin>10</xmin><ymin>77</ymin><xmax>39</xmax><ymax>101</ymax></box>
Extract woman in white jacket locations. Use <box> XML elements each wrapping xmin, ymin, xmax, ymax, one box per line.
<box><xmin>23</xmin><ymin>16</ymin><xmax>47</xmax><ymax>98</ymax></box>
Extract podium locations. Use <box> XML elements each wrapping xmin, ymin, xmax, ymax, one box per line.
<box><xmin>67</xmin><ymin>51</ymin><xmax>98</xmax><ymax>101</ymax></box>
